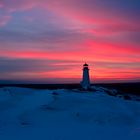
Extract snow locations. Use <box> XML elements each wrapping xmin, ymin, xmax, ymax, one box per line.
<box><xmin>0</xmin><ymin>87</ymin><xmax>140</xmax><ymax>140</ymax></box>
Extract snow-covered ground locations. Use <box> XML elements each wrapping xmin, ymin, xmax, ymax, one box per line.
<box><xmin>0</xmin><ymin>86</ymin><xmax>140</xmax><ymax>140</ymax></box>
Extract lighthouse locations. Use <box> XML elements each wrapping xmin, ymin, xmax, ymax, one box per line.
<box><xmin>81</xmin><ymin>63</ymin><xmax>91</xmax><ymax>90</ymax></box>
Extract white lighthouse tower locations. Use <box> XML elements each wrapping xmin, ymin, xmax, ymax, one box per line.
<box><xmin>81</xmin><ymin>63</ymin><xmax>91</xmax><ymax>90</ymax></box>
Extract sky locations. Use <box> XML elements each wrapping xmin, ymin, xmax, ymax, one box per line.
<box><xmin>0</xmin><ymin>0</ymin><xmax>140</xmax><ymax>83</ymax></box>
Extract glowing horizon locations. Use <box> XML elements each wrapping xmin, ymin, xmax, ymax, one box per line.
<box><xmin>0</xmin><ymin>0</ymin><xmax>140</xmax><ymax>83</ymax></box>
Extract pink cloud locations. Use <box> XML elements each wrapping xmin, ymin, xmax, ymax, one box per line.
<box><xmin>1</xmin><ymin>0</ymin><xmax>139</xmax><ymax>32</ymax></box>
<box><xmin>0</xmin><ymin>2</ymin><xmax>3</xmax><ymax>8</ymax></box>
<box><xmin>0</xmin><ymin>15</ymin><xmax>11</xmax><ymax>27</ymax></box>
<box><xmin>1</xmin><ymin>0</ymin><xmax>39</xmax><ymax>12</ymax></box>
<box><xmin>0</xmin><ymin>0</ymin><xmax>139</xmax><ymax>83</ymax></box>
<box><xmin>42</xmin><ymin>0</ymin><xmax>140</xmax><ymax>31</ymax></box>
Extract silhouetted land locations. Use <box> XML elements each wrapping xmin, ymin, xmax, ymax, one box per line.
<box><xmin>98</xmin><ymin>83</ymin><xmax>140</xmax><ymax>96</ymax></box>
<box><xmin>0</xmin><ymin>82</ymin><xmax>140</xmax><ymax>96</ymax></box>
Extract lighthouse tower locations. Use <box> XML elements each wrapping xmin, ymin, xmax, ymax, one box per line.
<box><xmin>81</xmin><ymin>63</ymin><xmax>91</xmax><ymax>90</ymax></box>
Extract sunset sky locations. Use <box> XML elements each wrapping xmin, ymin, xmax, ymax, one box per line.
<box><xmin>0</xmin><ymin>0</ymin><xmax>140</xmax><ymax>83</ymax></box>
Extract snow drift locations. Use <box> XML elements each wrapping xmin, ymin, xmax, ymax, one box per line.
<box><xmin>0</xmin><ymin>86</ymin><xmax>140</xmax><ymax>140</ymax></box>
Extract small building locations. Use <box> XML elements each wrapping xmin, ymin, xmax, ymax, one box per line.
<box><xmin>80</xmin><ymin>63</ymin><xmax>91</xmax><ymax>90</ymax></box>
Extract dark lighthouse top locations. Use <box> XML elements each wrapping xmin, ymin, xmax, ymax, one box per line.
<box><xmin>83</xmin><ymin>63</ymin><xmax>88</xmax><ymax>67</ymax></box>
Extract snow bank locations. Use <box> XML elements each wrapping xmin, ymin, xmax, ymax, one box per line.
<box><xmin>0</xmin><ymin>87</ymin><xmax>140</xmax><ymax>140</ymax></box>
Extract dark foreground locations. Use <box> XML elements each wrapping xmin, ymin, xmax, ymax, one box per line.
<box><xmin>0</xmin><ymin>82</ymin><xmax>140</xmax><ymax>96</ymax></box>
